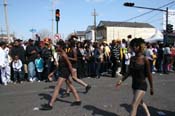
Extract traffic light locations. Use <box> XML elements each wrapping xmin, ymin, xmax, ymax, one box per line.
<box><xmin>167</xmin><ymin>24</ymin><xmax>173</xmax><ymax>33</ymax></box>
<box><xmin>55</xmin><ymin>9</ymin><xmax>60</xmax><ymax>21</ymax></box>
<box><xmin>123</xmin><ymin>2</ymin><xmax>135</xmax><ymax>7</ymax></box>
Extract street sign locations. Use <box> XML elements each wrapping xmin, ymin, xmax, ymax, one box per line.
<box><xmin>29</xmin><ymin>28</ymin><xmax>36</xmax><ymax>33</ymax></box>
<box><xmin>54</xmin><ymin>34</ymin><xmax>61</xmax><ymax>40</ymax></box>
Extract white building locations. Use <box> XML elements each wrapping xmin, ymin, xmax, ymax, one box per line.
<box><xmin>75</xmin><ymin>31</ymin><xmax>86</xmax><ymax>42</ymax></box>
<box><xmin>0</xmin><ymin>34</ymin><xmax>14</xmax><ymax>42</ymax></box>
<box><xmin>85</xmin><ymin>25</ymin><xmax>95</xmax><ymax>42</ymax></box>
<box><xmin>96</xmin><ymin>21</ymin><xmax>158</xmax><ymax>43</ymax></box>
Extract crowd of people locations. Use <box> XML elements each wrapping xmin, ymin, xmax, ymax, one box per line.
<box><xmin>1</xmin><ymin>35</ymin><xmax>175</xmax><ymax>115</ymax></box>
<box><xmin>0</xmin><ymin>35</ymin><xmax>175</xmax><ymax>86</ymax></box>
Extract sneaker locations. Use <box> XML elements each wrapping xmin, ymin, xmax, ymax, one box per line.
<box><xmin>61</xmin><ymin>92</ymin><xmax>70</xmax><ymax>98</ymax></box>
<box><xmin>32</xmin><ymin>78</ymin><xmax>37</xmax><ymax>82</ymax></box>
<box><xmin>40</xmin><ymin>104</ymin><xmax>53</xmax><ymax>110</ymax></box>
<box><xmin>4</xmin><ymin>82</ymin><xmax>7</xmax><ymax>86</ymax></box>
<box><xmin>19</xmin><ymin>81</ymin><xmax>23</xmax><ymax>84</ymax></box>
<box><xmin>29</xmin><ymin>78</ymin><xmax>33</xmax><ymax>82</ymax></box>
<box><xmin>8</xmin><ymin>80</ymin><xmax>13</xmax><ymax>83</ymax></box>
<box><xmin>85</xmin><ymin>85</ymin><xmax>91</xmax><ymax>93</ymax></box>
<box><xmin>96</xmin><ymin>76</ymin><xmax>100</xmax><ymax>79</ymax></box>
<box><xmin>117</xmin><ymin>73</ymin><xmax>123</xmax><ymax>77</ymax></box>
<box><xmin>71</xmin><ymin>101</ymin><xmax>81</xmax><ymax>106</ymax></box>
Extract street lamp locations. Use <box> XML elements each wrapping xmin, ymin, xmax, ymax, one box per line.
<box><xmin>123</xmin><ymin>2</ymin><xmax>169</xmax><ymax>43</ymax></box>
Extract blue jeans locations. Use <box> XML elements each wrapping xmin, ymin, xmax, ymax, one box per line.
<box><xmin>13</xmin><ymin>71</ymin><xmax>23</xmax><ymax>82</ymax></box>
<box><xmin>28</xmin><ymin>62</ymin><xmax>36</xmax><ymax>80</ymax></box>
<box><xmin>95</xmin><ymin>62</ymin><xmax>101</xmax><ymax>78</ymax></box>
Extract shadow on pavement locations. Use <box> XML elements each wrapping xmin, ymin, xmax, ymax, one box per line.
<box><xmin>38</xmin><ymin>92</ymin><xmax>75</xmax><ymax>111</ymax></box>
<box><xmin>44</xmin><ymin>85</ymin><xmax>88</xmax><ymax>95</ymax></box>
<box><xmin>83</xmin><ymin>105</ymin><xmax>119</xmax><ymax>116</ymax></box>
<box><xmin>44</xmin><ymin>85</ymin><xmax>55</xmax><ymax>90</ymax></box>
<box><xmin>120</xmin><ymin>103</ymin><xmax>175</xmax><ymax>116</ymax></box>
<box><xmin>38</xmin><ymin>93</ymin><xmax>72</xmax><ymax>103</ymax></box>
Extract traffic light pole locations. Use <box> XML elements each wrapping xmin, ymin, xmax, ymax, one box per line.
<box><xmin>56</xmin><ymin>21</ymin><xmax>58</xmax><ymax>34</ymax></box>
<box><xmin>124</xmin><ymin>2</ymin><xmax>169</xmax><ymax>44</ymax></box>
<box><xmin>165</xmin><ymin>7</ymin><xmax>168</xmax><ymax>43</ymax></box>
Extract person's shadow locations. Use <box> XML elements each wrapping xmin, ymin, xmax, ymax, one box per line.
<box><xmin>83</xmin><ymin>105</ymin><xmax>119</xmax><ymax>116</ymax></box>
<box><xmin>44</xmin><ymin>85</ymin><xmax>56</xmax><ymax>90</ymax></box>
<box><xmin>38</xmin><ymin>87</ymin><xmax>72</xmax><ymax>107</ymax></box>
<box><xmin>120</xmin><ymin>103</ymin><xmax>175</xmax><ymax>116</ymax></box>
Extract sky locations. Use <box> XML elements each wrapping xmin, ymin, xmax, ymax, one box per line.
<box><xmin>0</xmin><ymin>0</ymin><xmax>175</xmax><ymax>40</ymax></box>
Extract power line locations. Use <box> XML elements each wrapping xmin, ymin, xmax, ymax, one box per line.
<box><xmin>123</xmin><ymin>1</ymin><xmax>175</xmax><ymax>22</ymax></box>
<box><xmin>143</xmin><ymin>3</ymin><xmax>175</xmax><ymax>23</ymax></box>
<box><xmin>147</xmin><ymin>17</ymin><xmax>163</xmax><ymax>24</ymax></box>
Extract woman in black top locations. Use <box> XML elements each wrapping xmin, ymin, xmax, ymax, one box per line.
<box><xmin>61</xmin><ymin>39</ymin><xmax>91</xmax><ymax>97</ymax></box>
<box><xmin>41</xmin><ymin>40</ymin><xmax>81</xmax><ymax>110</ymax></box>
<box><xmin>116</xmin><ymin>38</ymin><xmax>154</xmax><ymax>116</ymax></box>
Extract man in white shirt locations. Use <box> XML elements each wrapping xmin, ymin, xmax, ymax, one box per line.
<box><xmin>0</xmin><ymin>42</ymin><xmax>11</xmax><ymax>86</ymax></box>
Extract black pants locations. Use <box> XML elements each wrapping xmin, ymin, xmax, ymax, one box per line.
<box><xmin>111</xmin><ymin>60</ymin><xmax>121</xmax><ymax>77</ymax></box>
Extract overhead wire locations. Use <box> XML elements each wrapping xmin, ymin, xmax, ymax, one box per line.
<box><xmin>145</xmin><ymin>3</ymin><xmax>175</xmax><ymax>25</ymax></box>
<box><xmin>123</xmin><ymin>1</ymin><xmax>175</xmax><ymax>22</ymax></box>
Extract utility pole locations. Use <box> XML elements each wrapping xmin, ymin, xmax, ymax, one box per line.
<box><xmin>92</xmin><ymin>9</ymin><xmax>98</xmax><ymax>42</ymax></box>
<box><xmin>0</xmin><ymin>27</ymin><xmax>5</xmax><ymax>39</ymax></box>
<box><xmin>3</xmin><ymin>0</ymin><xmax>11</xmax><ymax>43</ymax></box>
<box><xmin>51</xmin><ymin>0</ymin><xmax>54</xmax><ymax>37</ymax></box>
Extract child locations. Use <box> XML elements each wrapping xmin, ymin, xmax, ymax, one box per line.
<box><xmin>12</xmin><ymin>55</ymin><xmax>23</xmax><ymax>84</ymax></box>
<box><xmin>35</xmin><ymin>53</ymin><xmax>44</xmax><ymax>81</ymax></box>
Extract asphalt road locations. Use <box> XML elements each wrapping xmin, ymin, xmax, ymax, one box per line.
<box><xmin>0</xmin><ymin>72</ymin><xmax>175</xmax><ymax>116</ymax></box>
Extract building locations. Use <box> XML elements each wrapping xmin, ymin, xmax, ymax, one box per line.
<box><xmin>96</xmin><ymin>21</ymin><xmax>157</xmax><ymax>43</ymax></box>
<box><xmin>85</xmin><ymin>25</ymin><xmax>95</xmax><ymax>42</ymax></box>
<box><xmin>0</xmin><ymin>34</ymin><xmax>14</xmax><ymax>42</ymax></box>
<box><xmin>75</xmin><ymin>31</ymin><xmax>86</xmax><ymax>42</ymax></box>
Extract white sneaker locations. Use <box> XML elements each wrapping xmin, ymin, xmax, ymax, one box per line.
<box><xmin>33</xmin><ymin>78</ymin><xmax>37</xmax><ymax>82</ymax></box>
<box><xmin>117</xmin><ymin>73</ymin><xmax>123</xmax><ymax>77</ymax></box>
<box><xmin>4</xmin><ymin>82</ymin><xmax>7</xmax><ymax>86</ymax></box>
<box><xmin>8</xmin><ymin>80</ymin><xmax>13</xmax><ymax>83</ymax></box>
<box><xmin>29</xmin><ymin>78</ymin><xmax>33</xmax><ymax>82</ymax></box>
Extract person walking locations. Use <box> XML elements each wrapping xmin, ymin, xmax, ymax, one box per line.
<box><xmin>116</xmin><ymin>38</ymin><xmax>154</xmax><ymax>116</ymax></box>
<box><xmin>62</xmin><ymin>38</ymin><xmax>91</xmax><ymax>97</ymax></box>
<box><xmin>41</xmin><ymin>40</ymin><xmax>81</xmax><ymax>110</ymax></box>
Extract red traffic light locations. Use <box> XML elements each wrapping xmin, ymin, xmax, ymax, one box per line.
<box><xmin>55</xmin><ymin>9</ymin><xmax>60</xmax><ymax>21</ymax></box>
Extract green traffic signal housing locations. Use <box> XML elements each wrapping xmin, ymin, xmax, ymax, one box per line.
<box><xmin>55</xmin><ymin>9</ymin><xmax>60</xmax><ymax>21</ymax></box>
<box><xmin>167</xmin><ymin>24</ymin><xmax>173</xmax><ymax>33</ymax></box>
<box><xmin>123</xmin><ymin>2</ymin><xmax>135</xmax><ymax>7</ymax></box>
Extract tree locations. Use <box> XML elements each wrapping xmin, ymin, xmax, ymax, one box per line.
<box><xmin>38</xmin><ymin>29</ymin><xmax>52</xmax><ymax>40</ymax></box>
